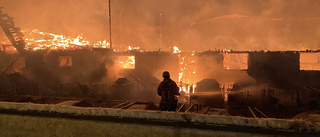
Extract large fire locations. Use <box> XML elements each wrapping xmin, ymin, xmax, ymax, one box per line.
<box><xmin>118</xmin><ymin>56</ymin><xmax>135</xmax><ymax>69</ymax></box>
<box><xmin>21</xmin><ymin>29</ymin><xmax>109</xmax><ymax>50</ymax></box>
<box><xmin>172</xmin><ymin>46</ymin><xmax>196</xmax><ymax>94</ymax></box>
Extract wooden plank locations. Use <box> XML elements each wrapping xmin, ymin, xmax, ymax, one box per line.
<box><xmin>120</xmin><ymin>102</ymin><xmax>136</xmax><ymax>109</ymax></box>
<box><xmin>176</xmin><ymin>103</ymin><xmax>185</xmax><ymax>112</ymax></box>
<box><xmin>254</xmin><ymin>107</ymin><xmax>269</xmax><ymax>118</ymax></box>
<box><xmin>112</xmin><ymin>101</ymin><xmax>129</xmax><ymax>109</ymax></box>
<box><xmin>248</xmin><ymin>106</ymin><xmax>257</xmax><ymax>118</ymax></box>
<box><xmin>185</xmin><ymin>104</ymin><xmax>194</xmax><ymax>113</ymax></box>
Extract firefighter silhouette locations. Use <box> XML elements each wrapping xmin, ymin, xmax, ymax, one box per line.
<box><xmin>157</xmin><ymin>71</ymin><xmax>180</xmax><ymax>111</ymax></box>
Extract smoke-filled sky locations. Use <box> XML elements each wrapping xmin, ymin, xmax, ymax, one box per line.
<box><xmin>1</xmin><ymin>0</ymin><xmax>320</xmax><ymax>51</ymax></box>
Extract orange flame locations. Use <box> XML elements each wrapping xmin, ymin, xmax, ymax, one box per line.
<box><xmin>118</xmin><ymin>56</ymin><xmax>135</xmax><ymax>69</ymax></box>
<box><xmin>174</xmin><ymin>46</ymin><xmax>197</xmax><ymax>94</ymax></box>
<box><xmin>173</xmin><ymin>46</ymin><xmax>181</xmax><ymax>53</ymax></box>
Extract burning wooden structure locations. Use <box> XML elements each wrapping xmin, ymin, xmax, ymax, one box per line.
<box><xmin>0</xmin><ymin>7</ymin><xmax>319</xmax><ymax>119</ymax></box>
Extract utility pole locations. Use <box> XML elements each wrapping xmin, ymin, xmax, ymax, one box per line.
<box><xmin>156</xmin><ymin>14</ymin><xmax>163</xmax><ymax>72</ymax></box>
<box><xmin>159</xmin><ymin>13</ymin><xmax>162</xmax><ymax>51</ymax></box>
<box><xmin>108</xmin><ymin>0</ymin><xmax>112</xmax><ymax>49</ymax></box>
<box><xmin>120</xmin><ymin>12</ymin><xmax>123</xmax><ymax>47</ymax></box>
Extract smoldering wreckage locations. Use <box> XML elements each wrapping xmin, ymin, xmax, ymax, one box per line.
<box><xmin>0</xmin><ymin>7</ymin><xmax>320</xmax><ymax>136</ymax></box>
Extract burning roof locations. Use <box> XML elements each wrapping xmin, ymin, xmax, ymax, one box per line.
<box><xmin>22</xmin><ymin>29</ymin><xmax>109</xmax><ymax>51</ymax></box>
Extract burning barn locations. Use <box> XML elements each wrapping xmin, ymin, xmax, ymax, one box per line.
<box><xmin>0</xmin><ymin>6</ymin><xmax>180</xmax><ymax>100</ymax></box>
<box><xmin>0</xmin><ymin>1</ymin><xmax>320</xmax><ymax>136</ymax></box>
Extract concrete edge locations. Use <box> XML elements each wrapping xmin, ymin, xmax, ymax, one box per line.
<box><xmin>0</xmin><ymin>101</ymin><xmax>319</xmax><ymax>133</ymax></box>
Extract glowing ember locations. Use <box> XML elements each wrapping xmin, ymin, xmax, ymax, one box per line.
<box><xmin>118</xmin><ymin>56</ymin><xmax>135</xmax><ymax>69</ymax></box>
<box><xmin>93</xmin><ymin>40</ymin><xmax>110</xmax><ymax>48</ymax></box>
<box><xmin>127</xmin><ymin>46</ymin><xmax>141</xmax><ymax>51</ymax></box>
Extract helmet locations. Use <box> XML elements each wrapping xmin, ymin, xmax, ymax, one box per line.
<box><xmin>162</xmin><ymin>71</ymin><xmax>170</xmax><ymax>78</ymax></box>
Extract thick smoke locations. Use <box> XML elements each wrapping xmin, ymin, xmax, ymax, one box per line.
<box><xmin>196</xmin><ymin>55</ymin><xmax>255</xmax><ymax>85</ymax></box>
<box><xmin>1</xmin><ymin>0</ymin><xmax>320</xmax><ymax>51</ymax></box>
